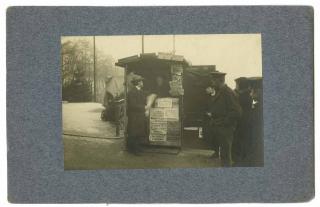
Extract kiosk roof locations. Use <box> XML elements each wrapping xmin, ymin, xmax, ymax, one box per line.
<box><xmin>115</xmin><ymin>52</ymin><xmax>189</xmax><ymax>68</ymax></box>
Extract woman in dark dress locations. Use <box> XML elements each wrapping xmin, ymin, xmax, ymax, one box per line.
<box><xmin>126</xmin><ymin>76</ymin><xmax>147</xmax><ymax>155</ymax></box>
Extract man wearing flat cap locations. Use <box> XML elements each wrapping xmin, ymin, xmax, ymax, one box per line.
<box><xmin>247</xmin><ymin>77</ymin><xmax>264</xmax><ymax>166</ymax></box>
<box><xmin>232</xmin><ymin>77</ymin><xmax>253</xmax><ymax>166</ymax></box>
<box><xmin>126</xmin><ymin>75</ymin><xmax>147</xmax><ymax>155</ymax></box>
<box><xmin>205</xmin><ymin>71</ymin><xmax>242</xmax><ymax>167</ymax></box>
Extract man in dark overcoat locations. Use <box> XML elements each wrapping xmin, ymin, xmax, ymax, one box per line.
<box><xmin>204</xmin><ymin>86</ymin><xmax>220</xmax><ymax>158</ymax></box>
<box><xmin>126</xmin><ymin>75</ymin><xmax>147</xmax><ymax>155</ymax></box>
<box><xmin>232</xmin><ymin>77</ymin><xmax>253</xmax><ymax>166</ymax></box>
<box><xmin>247</xmin><ymin>77</ymin><xmax>264</xmax><ymax>166</ymax></box>
<box><xmin>206</xmin><ymin>71</ymin><xmax>242</xmax><ymax>167</ymax></box>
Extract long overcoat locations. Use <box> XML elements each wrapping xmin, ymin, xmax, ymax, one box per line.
<box><xmin>206</xmin><ymin>85</ymin><xmax>242</xmax><ymax>128</ymax></box>
<box><xmin>206</xmin><ymin>84</ymin><xmax>242</xmax><ymax>166</ymax></box>
<box><xmin>127</xmin><ymin>87</ymin><xmax>147</xmax><ymax>137</ymax></box>
<box><xmin>248</xmin><ymin>101</ymin><xmax>264</xmax><ymax>166</ymax></box>
<box><xmin>232</xmin><ymin>89</ymin><xmax>253</xmax><ymax>163</ymax></box>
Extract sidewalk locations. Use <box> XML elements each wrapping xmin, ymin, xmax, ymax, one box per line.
<box><xmin>63</xmin><ymin>135</ymin><xmax>221</xmax><ymax>170</ymax></box>
<box><xmin>63</xmin><ymin>102</ymin><xmax>118</xmax><ymax>138</ymax></box>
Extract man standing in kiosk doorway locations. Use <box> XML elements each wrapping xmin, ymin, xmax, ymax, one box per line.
<box><xmin>126</xmin><ymin>75</ymin><xmax>147</xmax><ymax>155</ymax></box>
<box><xmin>205</xmin><ymin>71</ymin><xmax>242</xmax><ymax>167</ymax></box>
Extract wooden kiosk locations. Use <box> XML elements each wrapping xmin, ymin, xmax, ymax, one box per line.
<box><xmin>116</xmin><ymin>52</ymin><xmax>216</xmax><ymax>150</ymax></box>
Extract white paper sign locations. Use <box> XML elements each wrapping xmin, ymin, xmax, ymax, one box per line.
<box><xmin>150</xmin><ymin>108</ymin><xmax>165</xmax><ymax>119</ymax></box>
<box><xmin>149</xmin><ymin>133</ymin><xmax>167</xmax><ymax>142</ymax></box>
<box><xmin>155</xmin><ymin>98</ymin><xmax>173</xmax><ymax>108</ymax></box>
<box><xmin>164</xmin><ymin>108</ymin><xmax>179</xmax><ymax>120</ymax></box>
<box><xmin>150</xmin><ymin>120</ymin><xmax>167</xmax><ymax>134</ymax></box>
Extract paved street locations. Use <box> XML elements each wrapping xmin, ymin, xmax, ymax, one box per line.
<box><xmin>63</xmin><ymin>102</ymin><xmax>221</xmax><ymax>169</ymax></box>
<box><xmin>63</xmin><ymin>102</ymin><xmax>118</xmax><ymax>138</ymax></box>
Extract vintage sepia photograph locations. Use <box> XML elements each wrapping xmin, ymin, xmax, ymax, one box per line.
<box><xmin>61</xmin><ymin>34</ymin><xmax>263</xmax><ymax>169</ymax></box>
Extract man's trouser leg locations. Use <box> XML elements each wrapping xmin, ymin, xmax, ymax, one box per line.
<box><xmin>206</xmin><ymin>123</ymin><xmax>219</xmax><ymax>156</ymax></box>
<box><xmin>216</xmin><ymin>126</ymin><xmax>234</xmax><ymax>167</ymax></box>
<box><xmin>211</xmin><ymin>137</ymin><xmax>220</xmax><ymax>156</ymax></box>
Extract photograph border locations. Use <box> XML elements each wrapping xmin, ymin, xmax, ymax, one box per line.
<box><xmin>6</xmin><ymin>6</ymin><xmax>314</xmax><ymax>203</ymax></box>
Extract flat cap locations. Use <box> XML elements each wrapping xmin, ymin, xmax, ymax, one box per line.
<box><xmin>210</xmin><ymin>70</ymin><xmax>226</xmax><ymax>77</ymax></box>
<box><xmin>247</xmin><ymin>77</ymin><xmax>263</xmax><ymax>88</ymax></box>
<box><xmin>235</xmin><ymin>77</ymin><xmax>249</xmax><ymax>89</ymax></box>
<box><xmin>235</xmin><ymin>77</ymin><xmax>247</xmax><ymax>82</ymax></box>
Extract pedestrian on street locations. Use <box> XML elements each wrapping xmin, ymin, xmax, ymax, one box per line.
<box><xmin>126</xmin><ymin>75</ymin><xmax>147</xmax><ymax>155</ymax></box>
<box><xmin>206</xmin><ymin>71</ymin><xmax>242</xmax><ymax>167</ymax></box>
<box><xmin>101</xmin><ymin>88</ymin><xmax>115</xmax><ymax>121</ymax></box>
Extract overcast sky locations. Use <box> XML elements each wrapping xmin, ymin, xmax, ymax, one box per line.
<box><xmin>62</xmin><ymin>34</ymin><xmax>262</xmax><ymax>88</ymax></box>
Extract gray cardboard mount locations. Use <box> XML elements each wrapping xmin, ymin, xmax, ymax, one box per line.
<box><xmin>6</xmin><ymin>6</ymin><xmax>314</xmax><ymax>203</ymax></box>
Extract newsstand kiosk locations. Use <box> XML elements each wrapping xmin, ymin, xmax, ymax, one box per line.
<box><xmin>116</xmin><ymin>52</ymin><xmax>216</xmax><ymax>150</ymax></box>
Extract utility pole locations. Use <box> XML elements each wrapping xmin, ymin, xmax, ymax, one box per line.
<box><xmin>93</xmin><ymin>36</ymin><xmax>96</xmax><ymax>102</ymax></box>
<box><xmin>141</xmin><ymin>35</ymin><xmax>144</xmax><ymax>54</ymax></box>
<box><xmin>172</xmin><ymin>34</ymin><xmax>176</xmax><ymax>55</ymax></box>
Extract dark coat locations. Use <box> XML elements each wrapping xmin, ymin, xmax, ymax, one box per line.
<box><xmin>206</xmin><ymin>85</ymin><xmax>242</xmax><ymax>128</ymax></box>
<box><xmin>234</xmin><ymin>89</ymin><xmax>252</xmax><ymax>112</ymax></box>
<box><xmin>103</xmin><ymin>91</ymin><xmax>114</xmax><ymax>108</ymax></box>
<box><xmin>127</xmin><ymin>87</ymin><xmax>147</xmax><ymax>137</ymax></box>
<box><xmin>205</xmin><ymin>85</ymin><xmax>242</xmax><ymax>166</ymax></box>
<box><xmin>248</xmin><ymin>101</ymin><xmax>264</xmax><ymax>166</ymax></box>
<box><xmin>232</xmin><ymin>89</ymin><xmax>253</xmax><ymax>164</ymax></box>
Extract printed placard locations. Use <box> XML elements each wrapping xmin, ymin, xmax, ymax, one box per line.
<box><xmin>150</xmin><ymin>120</ymin><xmax>167</xmax><ymax>134</ymax></box>
<box><xmin>172</xmin><ymin>74</ymin><xmax>183</xmax><ymax>82</ymax></box>
<box><xmin>150</xmin><ymin>108</ymin><xmax>165</xmax><ymax>119</ymax></box>
<box><xmin>155</xmin><ymin>98</ymin><xmax>179</xmax><ymax>108</ymax></box>
<box><xmin>155</xmin><ymin>98</ymin><xmax>173</xmax><ymax>108</ymax></box>
<box><xmin>164</xmin><ymin>108</ymin><xmax>179</xmax><ymax>120</ymax></box>
<box><xmin>149</xmin><ymin>133</ymin><xmax>167</xmax><ymax>142</ymax></box>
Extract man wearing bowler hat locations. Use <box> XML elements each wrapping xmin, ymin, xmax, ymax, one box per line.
<box><xmin>205</xmin><ymin>71</ymin><xmax>242</xmax><ymax>166</ymax></box>
<box><xmin>126</xmin><ymin>75</ymin><xmax>147</xmax><ymax>155</ymax></box>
